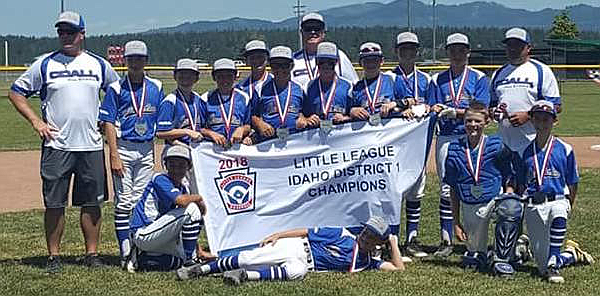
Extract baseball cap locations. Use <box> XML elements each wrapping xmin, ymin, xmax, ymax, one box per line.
<box><xmin>359</xmin><ymin>42</ymin><xmax>383</xmax><ymax>59</ymax></box>
<box><xmin>164</xmin><ymin>144</ymin><xmax>191</xmax><ymax>163</ymax></box>
<box><xmin>396</xmin><ymin>32</ymin><xmax>420</xmax><ymax>47</ymax></box>
<box><xmin>301</xmin><ymin>12</ymin><xmax>325</xmax><ymax>30</ymax></box>
<box><xmin>212</xmin><ymin>58</ymin><xmax>237</xmax><ymax>73</ymax></box>
<box><xmin>446</xmin><ymin>33</ymin><xmax>470</xmax><ymax>48</ymax></box>
<box><xmin>244</xmin><ymin>40</ymin><xmax>269</xmax><ymax>56</ymax></box>
<box><xmin>361</xmin><ymin>216</ymin><xmax>391</xmax><ymax>241</ymax></box>
<box><xmin>503</xmin><ymin>27</ymin><xmax>531</xmax><ymax>44</ymax></box>
<box><xmin>269</xmin><ymin>46</ymin><xmax>293</xmax><ymax>62</ymax></box>
<box><xmin>316</xmin><ymin>42</ymin><xmax>338</xmax><ymax>60</ymax></box>
<box><xmin>55</xmin><ymin>11</ymin><xmax>85</xmax><ymax>32</ymax></box>
<box><xmin>529</xmin><ymin>100</ymin><xmax>557</xmax><ymax>118</ymax></box>
<box><xmin>124</xmin><ymin>40</ymin><xmax>148</xmax><ymax>57</ymax></box>
<box><xmin>174</xmin><ymin>58</ymin><xmax>199</xmax><ymax>73</ymax></box>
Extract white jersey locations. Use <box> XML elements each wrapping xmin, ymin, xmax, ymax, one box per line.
<box><xmin>490</xmin><ymin>59</ymin><xmax>560</xmax><ymax>153</ymax></box>
<box><xmin>12</xmin><ymin>51</ymin><xmax>119</xmax><ymax>151</ymax></box>
<box><xmin>291</xmin><ymin>48</ymin><xmax>358</xmax><ymax>90</ymax></box>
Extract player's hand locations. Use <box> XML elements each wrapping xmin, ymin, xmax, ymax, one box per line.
<box><xmin>257</xmin><ymin>121</ymin><xmax>275</xmax><ymax>137</ymax></box>
<box><xmin>260</xmin><ymin>233</ymin><xmax>281</xmax><ymax>247</ymax></box>
<box><xmin>305</xmin><ymin>114</ymin><xmax>321</xmax><ymax>128</ymax></box>
<box><xmin>439</xmin><ymin>107</ymin><xmax>457</xmax><ymax>119</ymax></box>
<box><xmin>242</xmin><ymin>136</ymin><xmax>253</xmax><ymax>146</ymax></box>
<box><xmin>231</xmin><ymin>128</ymin><xmax>245</xmax><ymax>144</ymax></box>
<box><xmin>508</xmin><ymin>111</ymin><xmax>530</xmax><ymax>127</ymax></box>
<box><xmin>349</xmin><ymin>107</ymin><xmax>370</xmax><ymax>121</ymax></box>
<box><xmin>380</xmin><ymin>102</ymin><xmax>397</xmax><ymax>117</ymax></box>
<box><xmin>454</xmin><ymin>224</ymin><xmax>468</xmax><ymax>242</ymax></box>
<box><xmin>187</xmin><ymin>130</ymin><xmax>203</xmax><ymax>142</ymax></box>
<box><xmin>208</xmin><ymin>132</ymin><xmax>228</xmax><ymax>146</ymax></box>
<box><xmin>402</xmin><ymin>108</ymin><xmax>415</xmax><ymax>119</ymax></box>
<box><xmin>296</xmin><ymin>117</ymin><xmax>307</xmax><ymax>129</ymax></box>
<box><xmin>332</xmin><ymin>113</ymin><xmax>345</xmax><ymax>124</ymax></box>
<box><xmin>431</xmin><ymin>104</ymin><xmax>446</xmax><ymax>114</ymax></box>
<box><xmin>32</xmin><ymin>118</ymin><xmax>58</xmax><ymax>141</ymax></box>
<box><xmin>109</xmin><ymin>153</ymin><xmax>125</xmax><ymax>177</ymax></box>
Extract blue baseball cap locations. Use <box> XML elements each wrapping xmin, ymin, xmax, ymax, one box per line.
<box><xmin>361</xmin><ymin>216</ymin><xmax>390</xmax><ymax>241</ymax></box>
<box><xmin>55</xmin><ymin>11</ymin><xmax>85</xmax><ymax>32</ymax></box>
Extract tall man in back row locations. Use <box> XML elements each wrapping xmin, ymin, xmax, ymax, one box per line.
<box><xmin>9</xmin><ymin>11</ymin><xmax>119</xmax><ymax>273</ymax></box>
<box><xmin>291</xmin><ymin>12</ymin><xmax>358</xmax><ymax>90</ymax></box>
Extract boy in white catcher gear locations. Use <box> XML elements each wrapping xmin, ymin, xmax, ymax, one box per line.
<box><xmin>99</xmin><ymin>40</ymin><xmax>164</xmax><ymax>267</ymax></box>
<box><xmin>126</xmin><ymin>145</ymin><xmax>214</xmax><ymax>272</ymax></box>
<box><xmin>176</xmin><ymin>215</ymin><xmax>404</xmax><ymax>284</ymax></box>
<box><xmin>490</xmin><ymin>28</ymin><xmax>562</xmax><ymax>155</ymax></box>
<box><xmin>515</xmin><ymin>101</ymin><xmax>594</xmax><ymax>283</ymax></box>
<box><xmin>429</xmin><ymin>33</ymin><xmax>491</xmax><ymax>257</ymax></box>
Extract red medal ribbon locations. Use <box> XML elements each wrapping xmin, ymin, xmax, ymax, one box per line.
<box><xmin>303</xmin><ymin>50</ymin><xmax>317</xmax><ymax>80</ymax></box>
<box><xmin>318</xmin><ymin>76</ymin><xmax>338</xmax><ymax>117</ymax></box>
<box><xmin>217</xmin><ymin>90</ymin><xmax>236</xmax><ymax>137</ymax></box>
<box><xmin>465</xmin><ymin>135</ymin><xmax>486</xmax><ymax>184</ymax></box>
<box><xmin>397</xmin><ymin>67</ymin><xmax>419</xmax><ymax>101</ymax></box>
<box><xmin>273</xmin><ymin>81</ymin><xmax>292</xmax><ymax>126</ymax></box>
<box><xmin>127</xmin><ymin>75</ymin><xmax>146</xmax><ymax>118</ymax></box>
<box><xmin>176</xmin><ymin>89</ymin><xmax>197</xmax><ymax>131</ymax></box>
<box><xmin>448</xmin><ymin>66</ymin><xmax>469</xmax><ymax>106</ymax></box>
<box><xmin>533</xmin><ymin>136</ymin><xmax>555</xmax><ymax>188</ymax></box>
<box><xmin>363</xmin><ymin>74</ymin><xmax>382</xmax><ymax>113</ymax></box>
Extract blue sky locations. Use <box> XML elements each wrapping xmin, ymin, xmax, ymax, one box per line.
<box><xmin>1</xmin><ymin>0</ymin><xmax>597</xmax><ymax>36</ymax></box>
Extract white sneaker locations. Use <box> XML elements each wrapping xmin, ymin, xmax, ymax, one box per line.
<box><xmin>565</xmin><ymin>240</ymin><xmax>594</xmax><ymax>265</ymax></box>
<box><xmin>546</xmin><ymin>266</ymin><xmax>564</xmax><ymax>284</ymax></box>
<box><xmin>125</xmin><ymin>247</ymin><xmax>138</xmax><ymax>273</ymax></box>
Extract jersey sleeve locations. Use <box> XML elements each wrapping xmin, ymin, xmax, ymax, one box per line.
<box><xmin>10</xmin><ymin>58</ymin><xmax>45</xmax><ymax>98</ymax></box>
<box><xmin>565</xmin><ymin>148</ymin><xmax>579</xmax><ymax>186</ymax></box>
<box><xmin>541</xmin><ymin>66</ymin><xmax>561</xmax><ymax>107</ymax></box>
<box><xmin>153</xmin><ymin>174</ymin><xmax>182</xmax><ymax>206</ymax></box>
<box><xmin>307</xmin><ymin>227</ymin><xmax>342</xmax><ymax>243</ymax></box>
<box><xmin>443</xmin><ymin>151</ymin><xmax>458</xmax><ymax>187</ymax></box>
<box><xmin>99</xmin><ymin>85</ymin><xmax>119</xmax><ymax>123</ymax></box>
<box><xmin>157</xmin><ymin>98</ymin><xmax>176</xmax><ymax>131</ymax></box>
<box><xmin>474</xmin><ymin>75</ymin><xmax>491</xmax><ymax>107</ymax></box>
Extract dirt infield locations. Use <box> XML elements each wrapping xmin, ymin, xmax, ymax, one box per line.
<box><xmin>1</xmin><ymin>137</ymin><xmax>599</xmax><ymax>214</ymax></box>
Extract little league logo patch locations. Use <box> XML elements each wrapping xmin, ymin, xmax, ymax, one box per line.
<box><xmin>214</xmin><ymin>168</ymin><xmax>257</xmax><ymax>215</ymax></box>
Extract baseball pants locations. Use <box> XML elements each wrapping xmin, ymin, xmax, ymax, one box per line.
<box><xmin>435</xmin><ymin>134</ymin><xmax>464</xmax><ymax>242</ymax></box>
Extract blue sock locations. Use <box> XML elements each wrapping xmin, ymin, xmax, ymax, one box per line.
<box><xmin>257</xmin><ymin>266</ymin><xmax>288</xmax><ymax>280</ymax></box>
<box><xmin>439</xmin><ymin>196</ymin><xmax>453</xmax><ymax>243</ymax></box>
<box><xmin>182</xmin><ymin>220</ymin><xmax>201</xmax><ymax>260</ymax></box>
<box><xmin>207</xmin><ymin>256</ymin><xmax>240</xmax><ymax>273</ymax></box>
<box><xmin>114</xmin><ymin>210</ymin><xmax>130</xmax><ymax>258</ymax></box>
<box><xmin>406</xmin><ymin>200</ymin><xmax>421</xmax><ymax>242</ymax></box>
<box><xmin>549</xmin><ymin>217</ymin><xmax>567</xmax><ymax>268</ymax></box>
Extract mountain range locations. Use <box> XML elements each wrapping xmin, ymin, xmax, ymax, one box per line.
<box><xmin>148</xmin><ymin>0</ymin><xmax>600</xmax><ymax>34</ymax></box>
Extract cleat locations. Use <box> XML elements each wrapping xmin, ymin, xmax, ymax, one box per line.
<box><xmin>493</xmin><ymin>262</ymin><xmax>515</xmax><ymax>277</ymax></box>
<box><xmin>126</xmin><ymin>247</ymin><xmax>138</xmax><ymax>273</ymax></box>
<box><xmin>405</xmin><ymin>239</ymin><xmax>428</xmax><ymax>258</ymax></box>
<box><xmin>176</xmin><ymin>262</ymin><xmax>205</xmax><ymax>280</ymax></box>
<box><xmin>401</xmin><ymin>256</ymin><xmax>413</xmax><ymax>263</ymax></box>
<box><xmin>433</xmin><ymin>241</ymin><xmax>453</xmax><ymax>258</ymax></box>
<box><xmin>546</xmin><ymin>266</ymin><xmax>564</xmax><ymax>284</ymax></box>
<box><xmin>82</xmin><ymin>253</ymin><xmax>104</xmax><ymax>268</ymax></box>
<box><xmin>46</xmin><ymin>256</ymin><xmax>62</xmax><ymax>274</ymax></box>
<box><xmin>565</xmin><ymin>240</ymin><xmax>594</xmax><ymax>265</ymax></box>
<box><xmin>223</xmin><ymin>269</ymin><xmax>248</xmax><ymax>286</ymax></box>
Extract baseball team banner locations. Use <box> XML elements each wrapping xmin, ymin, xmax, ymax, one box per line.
<box><xmin>191</xmin><ymin>115</ymin><xmax>435</xmax><ymax>256</ymax></box>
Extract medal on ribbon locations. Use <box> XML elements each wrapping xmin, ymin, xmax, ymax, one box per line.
<box><xmin>533</xmin><ymin>136</ymin><xmax>555</xmax><ymax>191</ymax></box>
<box><xmin>364</xmin><ymin>74</ymin><xmax>382</xmax><ymax>126</ymax></box>
<box><xmin>318</xmin><ymin>77</ymin><xmax>337</xmax><ymax>134</ymax></box>
<box><xmin>273</xmin><ymin>81</ymin><xmax>292</xmax><ymax>141</ymax></box>
<box><xmin>397</xmin><ymin>66</ymin><xmax>419</xmax><ymax>102</ymax></box>
<box><xmin>127</xmin><ymin>76</ymin><xmax>148</xmax><ymax>136</ymax></box>
<box><xmin>448</xmin><ymin>67</ymin><xmax>469</xmax><ymax>107</ymax></box>
<box><xmin>177</xmin><ymin>89</ymin><xmax>198</xmax><ymax>132</ymax></box>
<box><xmin>303</xmin><ymin>50</ymin><xmax>317</xmax><ymax>80</ymax></box>
<box><xmin>218</xmin><ymin>90</ymin><xmax>236</xmax><ymax>139</ymax></box>
<box><xmin>465</xmin><ymin>135</ymin><xmax>486</xmax><ymax>198</ymax></box>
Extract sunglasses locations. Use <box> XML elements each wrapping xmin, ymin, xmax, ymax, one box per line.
<box><xmin>270</xmin><ymin>62</ymin><xmax>291</xmax><ymax>70</ymax></box>
<box><xmin>317</xmin><ymin>60</ymin><xmax>336</xmax><ymax>68</ymax></box>
<box><xmin>302</xmin><ymin>26</ymin><xmax>324</xmax><ymax>33</ymax></box>
<box><xmin>57</xmin><ymin>28</ymin><xmax>79</xmax><ymax>36</ymax></box>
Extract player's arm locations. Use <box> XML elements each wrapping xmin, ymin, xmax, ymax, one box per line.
<box><xmin>567</xmin><ymin>184</ymin><xmax>578</xmax><ymax>208</ymax></box>
<box><xmin>231</xmin><ymin>124</ymin><xmax>251</xmax><ymax>144</ymax></box>
<box><xmin>175</xmin><ymin>194</ymin><xmax>206</xmax><ymax>215</ymax></box>
<box><xmin>450</xmin><ymin>188</ymin><xmax>467</xmax><ymax>242</ymax></box>
<box><xmin>8</xmin><ymin>91</ymin><xmax>57</xmax><ymax>140</ymax></box>
<box><xmin>101</xmin><ymin>122</ymin><xmax>124</xmax><ymax>177</ymax></box>
<box><xmin>379</xmin><ymin>234</ymin><xmax>405</xmax><ymax>272</ymax></box>
<box><xmin>260</xmin><ymin>228</ymin><xmax>309</xmax><ymax>246</ymax></box>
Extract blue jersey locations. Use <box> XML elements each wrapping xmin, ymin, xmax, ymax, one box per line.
<box><xmin>156</xmin><ymin>90</ymin><xmax>207</xmax><ymax>145</ymax></box>
<box><xmin>254</xmin><ymin>80</ymin><xmax>304</xmax><ymax>140</ymax></box>
<box><xmin>307</xmin><ymin>227</ymin><xmax>382</xmax><ymax>272</ymax></box>
<box><xmin>303</xmin><ymin>76</ymin><xmax>353</xmax><ymax>120</ymax></box>
<box><xmin>351</xmin><ymin>73</ymin><xmax>397</xmax><ymax>114</ymax></box>
<box><xmin>444</xmin><ymin>135</ymin><xmax>514</xmax><ymax>204</ymax></box>
<box><xmin>429</xmin><ymin>67</ymin><xmax>490</xmax><ymax>136</ymax></box>
<box><xmin>130</xmin><ymin>173</ymin><xmax>188</xmax><ymax>232</ymax></box>
<box><xmin>388</xmin><ymin>66</ymin><xmax>432</xmax><ymax>104</ymax></box>
<box><xmin>516</xmin><ymin>137</ymin><xmax>579</xmax><ymax>197</ymax></box>
<box><xmin>236</xmin><ymin>72</ymin><xmax>273</xmax><ymax>115</ymax></box>
<box><xmin>99</xmin><ymin>76</ymin><xmax>164</xmax><ymax>142</ymax></box>
<box><xmin>201</xmin><ymin>89</ymin><xmax>251</xmax><ymax>141</ymax></box>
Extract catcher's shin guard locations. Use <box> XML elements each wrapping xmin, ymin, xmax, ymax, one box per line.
<box><xmin>493</xmin><ymin>196</ymin><xmax>523</xmax><ymax>266</ymax></box>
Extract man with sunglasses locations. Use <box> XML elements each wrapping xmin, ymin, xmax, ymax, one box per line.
<box><xmin>251</xmin><ymin>46</ymin><xmax>305</xmax><ymax>143</ymax></box>
<box><xmin>9</xmin><ymin>11</ymin><xmax>119</xmax><ymax>273</ymax></box>
<box><xmin>301</xmin><ymin>42</ymin><xmax>354</xmax><ymax>130</ymax></box>
<box><xmin>291</xmin><ymin>12</ymin><xmax>358</xmax><ymax>90</ymax></box>
<box><xmin>99</xmin><ymin>40</ymin><xmax>164</xmax><ymax>268</ymax></box>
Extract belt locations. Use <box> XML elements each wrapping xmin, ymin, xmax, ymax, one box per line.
<box><xmin>529</xmin><ymin>193</ymin><xmax>566</xmax><ymax>205</ymax></box>
<box><xmin>302</xmin><ymin>240</ymin><xmax>315</xmax><ymax>271</ymax></box>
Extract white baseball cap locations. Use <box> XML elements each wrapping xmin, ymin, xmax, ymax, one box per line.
<box><xmin>301</xmin><ymin>12</ymin><xmax>325</xmax><ymax>30</ymax></box>
<box><xmin>529</xmin><ymin>100</ymin><xmax>557</xmax><ymax>118</ymax></box>
<box><xmin>244</xmin><ymin>40</ymin><xmax>269</xmax><ymax>56</ymax></box>
<box><xmin>174</xmin><ymin>58</ymin><xmax>199</xmax><ymax>73</ymax></box>
<box><xmin>359</xmin><ymin>42</ymin><xmax>383</xmax><ymax>59</ymax></box>
<box><xmin>446</xmin><ymin>33</ymin><xmax>470</xmax><ymax>48</ymax></box>
<box><xmin>55</xmin><ymin>11</ymin><xmax>85</xmax><ymax>31</ymax></box>
<box><xmin>503</xmin><ymin>27</ymin><xmax>531</xmax><ymax>44</ymax></box>
<box><xmin>212</xmin><ymin>58</ymin><xmax>237</xmax><ymax>72</ymax></box>
<box><xmin>316</xmin><ymin>42</ymin><xmax>338</xmax><ymax>60</ymax></box>
<box><xmin>124</xmin><ymin>40</ymin><xmax>148</xmax><ymax>57</ymax></box>
<box><xmin>164</xmin><ymin>145</ymin><xmax>191</xmax><ymax>163</ymax></box>
<box><xmin>396</xmin><ymin>32</ymin><xmax>419</xmax><ymax>46</ymax></box>
<box><xmin>269</xmin><ymin>46</ymin><xmax>293</xmax><ymax>62</ymax></box>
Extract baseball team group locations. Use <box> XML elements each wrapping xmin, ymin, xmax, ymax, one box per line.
<box><xmin>7</xmin><ymin>10</ymin><xmax>595</xmax><ymax>285</ymax></box>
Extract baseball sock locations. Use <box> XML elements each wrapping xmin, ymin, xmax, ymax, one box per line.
<box><xmin>114</xmin><ymin>209</ymin><xmax>131</xmax><ymax>258</ymax></box>
<box><xmin>203</xmin><ymin>256</ymin><xmax>240</xmax><ymax>274</ymax></box>
<box><xmin>549</xmin><ymin>217</ymin><xmax>567</xmax><ymax>268</ymax></box>
<box><xmin>248</xmin><ymin>266</ymin><xmax>288</xmax><ymax>281</ymax></box>
<box><xmin>406</xmin><ymin>200</ymin><xmax>421</xmax><ymax>243</ymax></box>
<box><xmin>182</xmin><ymin>220</ymin><xmax>201</xmax><ymax>260</ymax></box>
<box><xmin>439</xmin><ymin>195</ymin><xmax>453</xmax><ymax>243</ymax></box>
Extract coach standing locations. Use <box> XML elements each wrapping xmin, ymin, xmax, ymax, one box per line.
<box><xmin>8</xmin><ymin>11</ymin><xmax>119</xmax><ymax>273</ymax></box>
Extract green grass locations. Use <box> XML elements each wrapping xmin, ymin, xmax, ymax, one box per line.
<box><xmin>1</xmin><ymin>169</ymin><xmax>599</xmax><ymax>296</ymax></box>
<box><xmin>1</xmin><ymin>77</ymin><xmax>599</xmax><ymax>151</ymax></box>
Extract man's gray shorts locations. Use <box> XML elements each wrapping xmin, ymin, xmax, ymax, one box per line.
<box><xmin>41</xmin><ymin>146</ymin><xmax>107</xmax><ymax>208</ymax></box>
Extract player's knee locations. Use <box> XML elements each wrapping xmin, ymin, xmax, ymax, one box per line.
<box><xmin>495</xmin><ymin>199</ymin><xmax>523</xmax><ymax>222</ymax></box>
<box><xmin>284</xmin><ymin>262</ymin><xmax>308</xmax><ymax>281</ymax></box>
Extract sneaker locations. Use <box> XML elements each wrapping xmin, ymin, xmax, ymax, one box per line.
<box><xmin>83</xmin><ymin>253</ymin><xmax>104</xmax><ymax>268</ymax></box>
<box><xmin>223</xmin><ymin>269</ymin><xmax>248</xmax><ymax>286</ymax></box>
<box><xmin>405</xmin><ymin>239</ymin><xmax>428</xmax><ymax>258</ymax></box>
<box><xmin>565</xmin><ymin>240</ymin><xmax>595</xmax><ymax>265</ymax></box>
<box><xmin>546</xmin><ymin>266</ymin><xmax>564</xmax><ymax>284</ymax></box>
<box><xmin>401</xmin><ymin>256</ymin><xmax>413</xmax><ymax>263</ymax></box>
<box><xmin>176</xmin><ymin>262</ymin><xmax>205</xmax><ymax>280</ymax></box>
<box><xmin>126</xmin><ymin>248</ymin><xmax>138</xmax><ymax>273</ymax></box>
<box><xmin>46</xmin><ymin>256</ymin><xmax>62</xmax><ymax>274</ymax></box>
<box><xmin>433</xmin><ymin>241</ymin><xmax>453</xmax><ymax>258</ymax></box>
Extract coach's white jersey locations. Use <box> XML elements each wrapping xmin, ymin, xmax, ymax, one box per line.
<box><xmin>12</xmin><ymin>51</ymin><xmax>119</xmax><ymax>151</ymax></box>
<box><xmin>291</xmin><ymin>48</ymin><xmax>358</xmax><ymax>90</ymax></box>
<box><xmin>490</xmin><ymin>59</ymin><xmax>560</xmax><ymax>153</ymax></box>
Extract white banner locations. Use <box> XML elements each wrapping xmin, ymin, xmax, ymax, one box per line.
<box><xmin>191</xmin><ymin>116</ymin><xmax>435</xmax><ymax>256</ymax></box>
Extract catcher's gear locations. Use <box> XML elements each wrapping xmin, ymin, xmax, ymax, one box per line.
<box><xmin>493</xmin><ymin>193</ymin><xmax>524</xmax><ymax>264</ymax></box>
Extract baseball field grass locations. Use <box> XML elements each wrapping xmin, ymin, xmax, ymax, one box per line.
<box><xmin>0</xmin><ymin>170</ymin><xmax>598</xmax><ymax>296</ymax></box>
<box><xmin>0</xmin><ymin>77</ymin><xmax>599</xmax><ymax>151</ymax></box>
